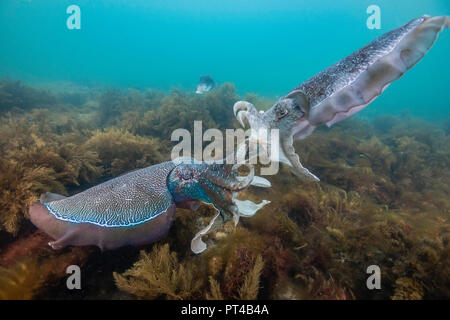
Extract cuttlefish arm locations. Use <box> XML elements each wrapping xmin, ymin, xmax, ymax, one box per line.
<box><xmin>280</xmin><ymin>133</ymin><xmax>320</xmax><ymax>181</ymax></box>
<box><xmin>190</xmin><ymin>197</ymin><xmax>271</xmax><ymax>254</ymax></box>
<box><xmin>168</xmin><ymin>159</ymin><xmax>271</xmax><ymax>254</ymax></box>
<box><xmin>189</xmin><ymin>175</ymin><xmax>271</xmax><ymax>253</ymax></box>
<box><xmin>234</xmin><ymin>15</ymin><xmax>449</xmax><ymax>180</ymax></box>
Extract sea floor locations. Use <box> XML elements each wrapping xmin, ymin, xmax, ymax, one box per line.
<box><xmin>0</xmin><ymin>79</ymin><xmax>449</xmax><ymax>300</ymax></box>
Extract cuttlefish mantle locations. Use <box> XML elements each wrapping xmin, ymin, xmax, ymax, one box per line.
<box><xmin>234</xmin><ymin>15</ymin><xmax>449</xmax><ymax>181</ymax></box>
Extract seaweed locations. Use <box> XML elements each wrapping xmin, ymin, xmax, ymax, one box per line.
<box><xmin>113</xmin><ymin>244</ymin><xmax>202</xmax><ymax>300</ymax></box>
<box><xmin>118</xmin><ymin>83</ymin><xmax>238</xmax><ymax>138</ymax></box>
<box><xmin>97</xmin><ymin>89</ymin><xmax>128</xmax><ymax>126</ymax></box>
<box><xmin>356</xmin><ymin>137</ymin><xmax>396</xmax><ymax>174</ymax></box>
<box><xmin>97</xmin><ymin>88</ymin><xmax>166</xmax><ymax>127</ymax></box>
<box><xmin>391</xmin><ymin>278</ymin><xmax>424</xmax><ymax>300</ymax></box>
<box><xmin>206</xmin><ymin>276</ymin><xmax>224</xmax><ymax>300</ymax></box>
<box><xmin>83</xmin><ymin>129</ymin><xmax>164</xmax><ymax>177</ymax></box>
<box><xmin>0</xmin><ymin>159</ymin><xmax>65</xmax><ymax>235</ymax></box>
<box><xmin>0</xmin><ymin>259</ymin><xmax>44</xmax><ymax>300</ymax></box>
<box><xmin>237</xmin><ymin>254</ymin><xmax>264</xmax><ymax>300</ymax></box>
<box><xmin>0</xmin><ymin>79</ymin><xmax>57</xmax><ymax>113</ymax></box>
<box><xmin>0</xmin><ymin>78</ymin><xmax>449</xmax><ymax>300</ymax></box>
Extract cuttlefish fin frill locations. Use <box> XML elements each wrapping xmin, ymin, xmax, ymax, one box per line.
<box><xmin>40</xmin><ymin>192</ymin><xmax>67</xmax><ymax>203</ymax></box>
<box><xmin>29</xmin><ymin>202</ymin><xmax>176</xmax><ymax>250</ymax></box>
<box><xmin>308</xmin><ymin>15</ymin><xmax>450</xmax><ymax>127</ymax></box>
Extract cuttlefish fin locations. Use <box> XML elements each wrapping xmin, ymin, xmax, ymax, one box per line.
<box><xmin>280</xmin><ymin>134</ymin><xmax>320</xmax><ymax>182</ymax></box>
<box><xmin>40</xmin><ymin>192</ymin><xmax>67</xmax><ymax>204</ymax></box>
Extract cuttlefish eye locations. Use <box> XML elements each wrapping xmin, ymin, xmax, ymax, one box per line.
<box><xmin>275</xmin><ymin>104</ymin><xmax>289</xmax><ymax>119</ymax></box>
<box><xmin>236</xmin><ymin>164</ymin><xmax>251</xmax><ymax>177</ymax></box>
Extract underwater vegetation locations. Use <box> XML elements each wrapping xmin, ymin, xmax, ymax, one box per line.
<box><xmin>0</xmin><ymin>259</ymin><xmax>44</xmax><ymax>299</ymax></box>
<box><xmin>0</xmin><ymin>230</ymin><xmax>92</xmax><ymax>299</ymax></box>
<box><xmin>113</xmin><ymin>244</ymin><xmax>202</xmax><ymax>300</ymax></box>
<box><xmin>0</xmin><ymin>79</ymin><xmax>57</xmax><ymax>113</ymax></box>
<box><xmin>83</xmin><ymin>129</ymin><xmax>164</xmax><ymax>178</ymax></box>
<box><xmin>0</xmin><ymin>78</ymin><xmax>449</xmax><ymax>300</ymax></box>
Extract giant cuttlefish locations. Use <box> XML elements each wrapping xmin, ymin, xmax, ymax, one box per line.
<box><xmin>29</xmin><ymin>158</ymin><xmax>270</xmax><ymax>254</ymax></box>
<box><xmin>233</xmin><ymin>15</ymin><xmax>449</xmax><ymax>181</ymax></box>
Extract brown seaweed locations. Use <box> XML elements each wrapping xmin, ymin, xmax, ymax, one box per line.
<box><xmin>113</xmin><ymin>244</ymin><xmax>202</xmax><ymax>300</ymax></box>
<box><xmin>0</xmin><ymin>78</ymin><xmax>448</xmax><ymax>300</ymax></box>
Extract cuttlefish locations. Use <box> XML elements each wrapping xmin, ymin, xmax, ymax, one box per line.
<box><xmin>233</xmin><ymin>15</ymin><xmax>449</xmax><ymax>181</ymax></box>
<box><xmin>29</xmin><ymin>158</ymin><xmax>270</xmax><ymax>254</ymax></box>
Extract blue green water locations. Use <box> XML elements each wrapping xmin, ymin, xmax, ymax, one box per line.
<box><xmin>0</xmin><ymin>0</ymin><xmax>449</xmax><ymax>120</ymax></box>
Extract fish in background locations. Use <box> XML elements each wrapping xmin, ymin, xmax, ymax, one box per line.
<box><xmin>196</xmin><ymin>75</ymin><xmax>217</xmax><ymax>94</ymax></box>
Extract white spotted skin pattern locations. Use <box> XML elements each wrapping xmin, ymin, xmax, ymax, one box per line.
<box><xmin>44</xmin><ymin>161</ymin><xmax>176</xmax><ymax>227</ymax></box>
<box><xmin>292</xmin><ymin>17</ymin><xmax>425</xmax><ymax>110</ymax></box>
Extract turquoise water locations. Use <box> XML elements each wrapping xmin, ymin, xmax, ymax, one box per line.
<box><xmin>0</xmin><ymin>0</ymin><xmax>449</xmax><ymax>119</ymax></box>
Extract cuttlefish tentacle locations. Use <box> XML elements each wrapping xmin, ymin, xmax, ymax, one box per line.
<box><xmin>234</xmin><ymin>15</ymin><xmax>449</xmax><ymax>180</ymax></box>
<box><xmin>169</xmin><ymin>160</ymin><xmax>269</xmax><ymax>253</ymax></box>
<box><xmin>30</xmin><ymin>158</ymin><xmax>270</xmax><ymax>254</ymax></box>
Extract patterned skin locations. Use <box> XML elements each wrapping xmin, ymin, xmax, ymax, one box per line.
<box><xmin>233</xmin><ymin>15</ymin><xmax>449</xmax><ymax>181</ymax></box>
<box><xmin>29</xmin><ymin>159</ymin><xmax>265</xmax><ymax>253</ymax></box>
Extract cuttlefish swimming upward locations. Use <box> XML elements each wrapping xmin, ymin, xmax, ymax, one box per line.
<box><xmin>233</xmin><ymin>15</ymin><xmax>449</xmax><ymax>181</ymax></box>
<box><xmin>29</xmin><ymin>158</ymin><xmax>270</xmax><ymax>254</ymax></box>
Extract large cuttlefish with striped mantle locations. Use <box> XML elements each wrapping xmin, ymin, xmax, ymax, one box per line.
<box><xmin>234</xmin><ymin>15</ymin><xmax>449</xmax><ymax>181</ymax></box>
<box><xmin>29</xmin><ymin>158</ymin><xmax>270</xmax><ymax>254</ymax></box>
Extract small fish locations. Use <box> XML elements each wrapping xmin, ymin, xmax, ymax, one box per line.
<box><xmin>196</xmin><ymin>75</ymin><xmax>217</xmax><ymax>94</ymax></box>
